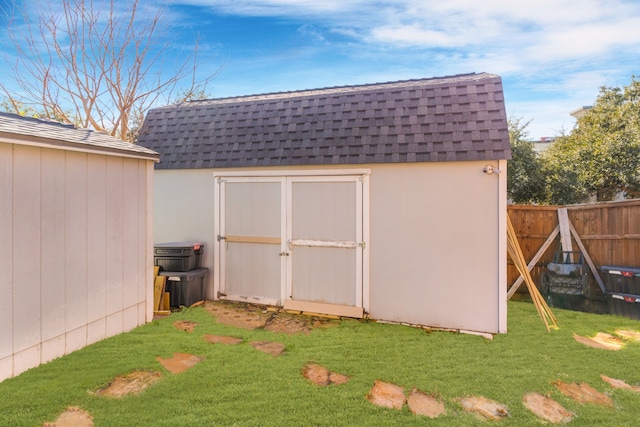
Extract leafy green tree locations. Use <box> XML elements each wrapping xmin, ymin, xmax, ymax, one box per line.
<box><xmin>507</xmin><ymin>117</ymin><xmax>546</xmax><ymax>204</ymax></box>
<box><xmin>542</xmin><ymin>77</ymin><xmax>640</xmax><ymax>203</ymax></box>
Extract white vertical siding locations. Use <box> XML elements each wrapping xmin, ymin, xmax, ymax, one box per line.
<box><xmin>41</xmin><ymin>150</ymin><xmax>67</xmax><ymax>361</ymax></box>
<box><xmin>12</xmin><ymin>146</ymin><xmax>42</xmax><ymax>360</ymax></box>
<box><xmin>86</xmin><ymin>155</ymin><xmax>107</xmax><ymax>345</ymax></box>
<box><xmin>0</xmin><ymin>143</ymin><xmax>13</xmax><ymax>381</ymax></box>
<box><xmin>105</xmin><ymin>157</ymin><xmax>124</xmax><ymax>323</ymax></box>
<box><xmin>65</xmin><ymin>152</ymin><xmax>88</xmax><ymax>344</ymax></box>
<box><xmin>0</xmin><ymin>142</ymin><xmax>153</xmax><ymax>382</ymax></box>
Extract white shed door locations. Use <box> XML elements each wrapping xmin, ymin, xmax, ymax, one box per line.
<box><xmin>218</xmin><ymin>178</ymin><xmax>285</xmax><ymax>305</ymax></box>
<box><xmin>216</xmin><ymin>174</ymin><xmax>366</xmax><ymax>318</ymax></box>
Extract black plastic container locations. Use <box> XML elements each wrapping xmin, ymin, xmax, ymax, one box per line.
<box><xmin>601</xmin><ymin>265</ymin><xmax>640</xmax><ymax>320</ymax></box>
<box><xmin>159</xmin><ymin>268</ymin><xmax>208</xmax><ymax>308</ymax></box>
<box><xmin>154</xmin><ymin>242</ymin><xmax>204</xmax><ymax>272</ymax></box>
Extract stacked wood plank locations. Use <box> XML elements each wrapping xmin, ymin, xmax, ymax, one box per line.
<box><xmin>153</xmin><ymin>266</ymin><xmax>170</xmax><ymax>315</ymax></box>
<box><xmin>507</xmin><ymin>216</ymin><xmax>558</xmax><ymax>331</ymax></box>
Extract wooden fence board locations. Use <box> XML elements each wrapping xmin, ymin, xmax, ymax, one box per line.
<box><xmin>507</xmin><ymin>199</ymin><xmax>640</xmax><ymax>295</ymax></box>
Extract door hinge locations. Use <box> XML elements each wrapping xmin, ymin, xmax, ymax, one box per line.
<box><xmin>359</xmin><ymin>241</ymin><xmax>366</xmax><ymax>249</ymax></box>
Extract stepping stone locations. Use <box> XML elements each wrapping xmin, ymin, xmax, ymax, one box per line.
<box><xmin>250</xmin><ymin>341</ymin><xmax>285</xmax><ymax>356</ymax></box>
<box><xmin>157</xmin><ymin>353</ymin><xmax>203</xmax><ymax>374</ymax></box>
<box><xmin>203</xmin><ymin>334</ymin><xmax>243</xmax><ymax>345</ymax></box>
<box><xmin>173</xmin><ymin>320</ymin><xmax>198</xmax><ymax>332</ymax></box>
<box><xmin>43</xmin><ymin>407</ymin><xmax>94</xmax><ymax>427</ymax></box>
<box><xmin>573</xmin><ymin>332</ymin><xmax>624</xmax><ymax>350</ymax></box>
<box><xmin>601</xmin><ymin>375</ymin><xmax>640</xmax><ymax>393</ymax></box>
<box><xmin>553</xmin><ymin>380</ymin><xmax>613</xmax><ymax>407</ymax></box>
<box><xmin>522</xmin><ymin>392</ymin><xmax>573</xmax><ymax>424</ymax></box>
<box><xmin>366</xmin><ymin>380</ymin><xmax>406</xmax><ymax>410</ymax></box>
<box><xmin>302</xmin><ymin>363</ymin><xmax>349</xmax><ymax>386</ymax></box>
<box><xmin>455</xmin><ymin>396</ymin><xmax>509</xmax><ymax>421</ymax></box>
<box><xmin>407</xmin><ymin>388</ymin><xmax>446</xmax><ymax>418</ymax></box>
<box><xmin>94</xmin><ymin>371</ymin><xmax>162</xmax><ymax>398</ymax></box>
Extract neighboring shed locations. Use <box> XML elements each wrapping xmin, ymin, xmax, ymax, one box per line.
<box><xmin>138</xmin><ymin>72</ymin><xmax>511</xmax><ymax>334</ymax></box>
<box><xmin>0</xmin><ymin>113</ymin><xmax>159</xmax><ymax>382</ymax></box>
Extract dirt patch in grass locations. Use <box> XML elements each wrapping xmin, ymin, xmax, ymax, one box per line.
<box><xmin>455</xmin><ymin>396</ymin><xmax>509</xmax><ymax>421</ymax></box>
<box><xmin>601</xmin><ymin>375</ymin><xmax>640</xmax><ymax>393</ymax></box>
<box><xmin>157</xmin><ymin>353</ymin><xmax>204</xmax><ymax>374</ymax></box>
<box><xmin>573</xmin><ymin>332</ymin><xmax>624</xmax><ymax>350</ymax></box>
<box><xmin>250</xmin><ymin>341</ymin><xmax>285</xmax><ymax>356</ymax></box>
<box><xmin>94</xmin><ymin>371</ymin><xmax>162</xmax><ymax>398</ymax></box>
<box><xmin>203</xmin><ymin>301</ymin><xmax>339</xmax><ymax>334</ymax></box>
<box><xmin>264</xmin><ymin>311</ymin><xmax>328</xmax><ymax>335</ymax></box>
<box><xmin>366</xmin><ymin>380</ymin><xmax>406</xmax><ymax>410</ymax></box>
<box><xmin>202</xmin><ymin>334</ymin><xmax>243</xmax><ymax>345</ymax></box>
<box><xmin>553</xmin><ymin>380</ymin><xmax>613</xmax><ymax>407</ymax></box>
<box><xmin>205</xmin><ymin>302</ymin><xmax>270</xmax><ymax>330</ymax></box>
<box><xmin>42</xmin><ymin>407</ymin><xmax>94</xmax><ymax>427</ymax></box>
<box><xmin>174</xmin><ymin>320</ymin><xmax>198</xmax><ymax>332</ymax></box>
<box><xmin>302</xmin><ymin>363</ymin><xmax>349</xmax><ymax>386</ymax></box>
<box><xmin>522</xmin><ymin>392</ymin><xmax>573</xmax><ymax>424</ymax></box>
<box><xmin>407</xmin><ymin>389</ymin><xmax>446</xmax><ymax>418</ymax></box>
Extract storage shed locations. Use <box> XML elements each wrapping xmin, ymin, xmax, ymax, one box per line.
<box><xmin>0</xmin><ymin>113</ymin><xmax>159</xmax><ymax>382</ymax></box>
<box><xmin>138</xmin><ymin>72</ymin><xmax>511</xmax><ymax>334</ymax></box>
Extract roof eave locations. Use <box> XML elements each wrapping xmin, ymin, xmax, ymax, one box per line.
<box><xmin>0</xmin><ymin>132</ymin><xmax>160</xmax><ymax>162</ymax></box>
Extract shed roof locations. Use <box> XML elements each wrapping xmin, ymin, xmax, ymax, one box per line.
<box><xmin>138</xmin><ymin>72</ymin><xmax>510</xmax><ymax>169</ymax></box>
<box><xmin>0</xmin><ymin>112</ymin><xmax>159</xmax><ymax>161</ymax></box>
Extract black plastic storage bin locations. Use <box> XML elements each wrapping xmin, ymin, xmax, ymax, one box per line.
<box><xmin>154</xmin><ymin>242</ymin><xmax>204</xmax><ymax>272</ymax></box>
<box><xmin>601</xmin><ymin>265</ymin><xmax>640</xmax><ymax>320</ymax></box>
<box><xmin>159</xmin><ymin>268</ymin><xmax>208</xmax><ymax>308</ymax></box>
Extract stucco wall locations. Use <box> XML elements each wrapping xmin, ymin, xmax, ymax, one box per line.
<box><xmin>0</xmin><ymin>142</ymin><xmax>154</xmax><ymax>382</ymax></box>
<box><xmin>151</xmin><ymin>160</ymin><xmax>507</xmax><ymax>333</ymax></box>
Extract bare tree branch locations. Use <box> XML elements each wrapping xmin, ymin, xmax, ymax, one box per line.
<box><xmin>1</xmin><ymin>0</ymin><xmax>218</xmax><ymax>142</ymax></box>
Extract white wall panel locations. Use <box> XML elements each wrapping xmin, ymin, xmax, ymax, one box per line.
<box><xmin>65</xmin><ymin>152</ymin><xmax>88</xmax><ymax>331</ymax></box>
<box><xmin>0</xmin><ymin>143</ymin><xmax>13</xmax><ymax>360</ymax></box>
<box><xmin>369</xmin><ymin>162</ymin><xmax>502</xmax><ymax>333</ymax></box>
<box><xmin>137</xmin><ymin>163</ymin><xmax>148</xmax><ymax>303</ymax></box>
<box><xmin>65</xmin><ymin>326</ymin><xmax>87</xmax><ymax>354</ymax></box>
<box><xmin>86</xmin><ymin>319</ymin><xmax>106</xmax><ymax>346</ymax></box>
<box><xmin>122</xmin><ymin>159</ymin><xmax>140</xmax><ymax>309</ymax></box>
<box><xmin>13</xmin><ymin>346</ymin><xmax>40</xmax><ymax>377</ymax></box>
<box><xmin>106</xmin><ymin>312</ymin><xmax>123</xmax><ymax>337</ymax></box>
<box><xmin>1</xmin><ymin>141</ymin><xmax>154</xmax><ymax>382</ymax></box>
<box><xmin>86</xmin><ymin>155</ymin><xmax>107</xmax><ymax>323</ymax></box>
<box><xmin>122</xmin><ymin>305</ymin><xmax>138</xmax><ymax>333</ymax></box>
<box><xmin>0</xmin><ymin>356</ymin><xmax>12</xmax><ymax>383</ymax></box>
<box><xmin>41</xmin><ymin>150</ymin><xmax>67</xmax><ymax>341</ymax></box>
<box><xmin>41</xmin><ymin>335</ymin><xmax>65</xmax><ymax>364</ymax></box>
<box><xmin>153</xmin><ymin>170</ymin><xmax>216</xmax><ymax>298</ymax></box>
<box><xmin>12</xmin><ymin>145</ymin><xmax>41</xmax><ymax>353</ymax></box>
<box><xmin>105</xmin><ymin>157</ymin><xmax>124</xmax><ymax>316</ymax></box>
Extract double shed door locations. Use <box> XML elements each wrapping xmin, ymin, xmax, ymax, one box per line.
<box><xmin>216</xmin><ymin>174</ymin><xmax>367</xmax><ymax>318</ymax></box>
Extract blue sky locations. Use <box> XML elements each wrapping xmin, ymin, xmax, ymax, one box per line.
<box><xmin>164</xmin><ymin>0</ymin><xmax>640</xmax><ymax>140</ymax></box>
<box><xmin>2</xmin><ymin>0</ymin><xmax>639</xmax><ymax>140</ymax></box>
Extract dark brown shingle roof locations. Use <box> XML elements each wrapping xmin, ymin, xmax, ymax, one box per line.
<box><xmin>138</xmin><ymin>73</ymin><xmax>510</xmax><ymax>169</ymax></box>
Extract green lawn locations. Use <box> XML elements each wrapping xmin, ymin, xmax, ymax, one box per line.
<box><xmin>1</xmin><ymin>301</ymin><xmax>640</xmax><ymax>426</ymax></box>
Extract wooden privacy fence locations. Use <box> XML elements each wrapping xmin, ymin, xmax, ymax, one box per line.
<box><xmin>507</xmin><ymin>199</ymin><xmax>640</xmax><ymax>296</ymax></box>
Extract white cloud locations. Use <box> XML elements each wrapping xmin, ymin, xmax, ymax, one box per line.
<box><xmin>171</xmin><ymin>0</ymin><xmax>640</xmax><ymax>138</ymax></box>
